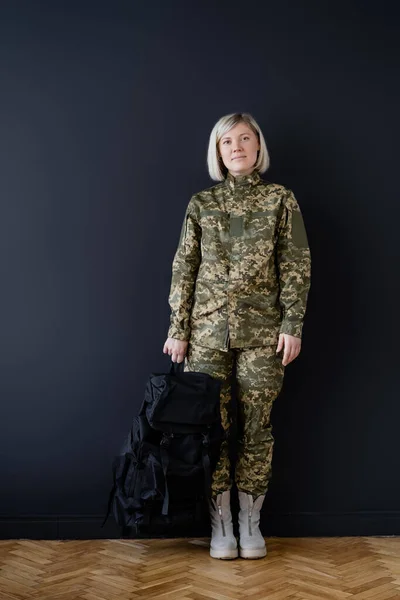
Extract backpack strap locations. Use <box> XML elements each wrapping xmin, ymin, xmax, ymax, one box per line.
<box><xmin>100</xmin><ymin>482</ymin><xmax>117</xmax><ymax>528</ymax></box>
<box><xmin>160</xmin><ymin>433</ymin><xmax>173</xmax><ymax>515</ymax></box>
<box><xmin>202</xmin><ymin>431</ymin><xmax>212</xmax><ymax>499</ymax></box>
<box><xmin>169</xmin><ymin>358</ymin><xmax>185</xmax><ymax>374</ymax></box>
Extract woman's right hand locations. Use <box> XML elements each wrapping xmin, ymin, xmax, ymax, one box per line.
<box><xmin>162</xmin><ymin>337</ymin><xmax>189</xmax><ymax>363</ymax></box>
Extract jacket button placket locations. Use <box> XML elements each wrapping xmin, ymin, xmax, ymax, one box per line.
<box><xmin>224</xmin><ymin>191</ymin><xmax>233</xmax><ymax>350</ymax></box>
<box><xmin>225</xmin><ymin>184</ymin><xmax>242</xmax><ymax>350</ymax></box>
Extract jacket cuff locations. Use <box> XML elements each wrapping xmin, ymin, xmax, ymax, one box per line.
<box><xmin>167</xmin><ymin>325</ymin><xmax>191</xmax><ymax>342</ymax></box>
<box><xmin>279</xmin><ymin>320</ymin><xmax>303</xmax><ymax>338</ymax></box>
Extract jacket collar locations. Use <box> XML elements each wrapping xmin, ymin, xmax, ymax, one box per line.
<box><xmin>224</xmin><ymin>169</ymin><xmax>261</xmax><ymax>191</ymax></box>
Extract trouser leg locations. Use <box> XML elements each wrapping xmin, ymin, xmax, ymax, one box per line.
<box><xmin>184</xmin><ymin>342</ymin><xmax>234</xmax><ymax>495</ymax></box>
<box><xmin>235</xmin><ymin>345</ymin><xmax>285</xmax><ymax>497</ymax></box>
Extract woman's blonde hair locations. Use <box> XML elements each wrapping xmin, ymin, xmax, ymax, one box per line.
<box><xmin>207</xmin><ymin>112</ymin><xmax>270</xmax><ymax>181</ymax></box>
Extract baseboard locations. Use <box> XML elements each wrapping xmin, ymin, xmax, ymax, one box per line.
<box><xmin>1</xmin><ymin>512</ymin><xmax>400</xmax><ymax>539</ymax></box>
<box><xmin>263</xmin><ymin>511</ymin><xmax>400</xmax><ymax>537</ymax></box>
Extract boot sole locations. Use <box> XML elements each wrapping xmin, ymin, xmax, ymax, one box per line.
<box><xmin>239</xmin><ymin>546</ymin><xmax>267</xmax><ymax>559</ymax></box>
<box><xmin>210</xmin><ymin>548</ymin><xmax>239</xmax><ymax>560</ymax></box>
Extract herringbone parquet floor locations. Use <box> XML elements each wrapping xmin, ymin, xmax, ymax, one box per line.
<box><xmin>1</xmin><ymin>537</ymin><xmax>400</xmax><ymax>600</ymax></box>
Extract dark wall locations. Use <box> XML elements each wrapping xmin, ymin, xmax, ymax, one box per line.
<box><xmin>1</xmin><ymin>0</ymin><xmax>399</xmax><ymax>539</ymax></box>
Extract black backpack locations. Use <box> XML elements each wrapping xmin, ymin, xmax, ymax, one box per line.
<box><xmin>101</xmin><ymin>358</ymin><xmax>224</xmax><ymax>536</ymax></box>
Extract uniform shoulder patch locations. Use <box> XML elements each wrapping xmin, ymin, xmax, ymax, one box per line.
<box><xmin>291</xmin><ymin>209</ymin><xmax>309</xmax><ymax>248</ymax></box>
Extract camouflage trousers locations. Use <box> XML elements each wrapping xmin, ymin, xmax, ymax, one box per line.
<box><xmin>183</xmin><ymin>342</ymin><xmax>285</xmax><ymax>498</ymax></box>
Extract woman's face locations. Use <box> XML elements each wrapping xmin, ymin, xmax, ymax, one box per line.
<box><xmin>218</xmin><ymin>122</ymin><xmax>260</xmax><ymax>176</ymax></box>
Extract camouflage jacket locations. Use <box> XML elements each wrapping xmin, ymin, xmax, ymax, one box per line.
<box><xmin>167</xmin><ymin>169</ymin><xmax>311</xmax><ymax>352</ymax></box>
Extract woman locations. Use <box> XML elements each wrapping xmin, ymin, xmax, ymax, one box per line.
<box><xmin>163</xmin><ymin>112</ymin><xmax>311</xmax><ymax>559</ymax></box>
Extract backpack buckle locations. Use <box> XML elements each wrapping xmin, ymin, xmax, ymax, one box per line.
<box><xmin>160</xmin><ymin>432</ymin><xmax>174</xmax><ymax>447</ymax></box>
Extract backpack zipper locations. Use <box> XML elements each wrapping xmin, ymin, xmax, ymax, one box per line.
<box><xmin>224</xmin><ymin>324</ymin><xmax>230</xmax><ymax>349</ymax></box>
<box><xmin>218</xmin><ymin>504</ymin><xmax>226</xmax><ymax>537</ymax></box>
<box><xmin>248</xmin><ymin>496</ymin><xmax>253</xmax><ymax>536</ymax></box>
<box><xmin>248</xmin><ymin>507</ymin><xmax>252</xmax><ymax>536</ymax></box>
<box><xmin>161</xmin><ymin>432</ymin><xmax>174</xmax><ymax>445</ymax></box>
<box><xmin>128</xmin><ymin>419</ymin><xmax>142</xmax><ymax>497</ymax></box>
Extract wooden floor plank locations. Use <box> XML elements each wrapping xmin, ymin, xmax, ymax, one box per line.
<box><xmin>0</xmin><ymin>537</ymin><xmax>400</xmax><ymax>600</ymax></box>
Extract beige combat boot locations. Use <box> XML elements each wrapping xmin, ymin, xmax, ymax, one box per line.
<box><xmin>208</xmin><ymin>490</ymin><xmax>238</xmax><ymax>559</ymax></box>
<box><xmin>238</xmin><ymin>491</ymin><xmax>267</xmax><ymax>559</ymax></box>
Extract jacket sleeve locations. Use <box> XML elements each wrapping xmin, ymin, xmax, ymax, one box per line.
<box><xmin>276</xmin><ymin>189</ymin><xmax>311</xmax><ymax>339</ymax></box>
<box><xmin>167</xmin><ymin>196</ymin><xmax>202</xmax><ymax>341</ymax></box>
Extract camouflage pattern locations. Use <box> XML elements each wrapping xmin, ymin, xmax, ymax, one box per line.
<box><xmin>167</xmin><ymin>169</ymin><xmax>311</xmax><ymax>351</ymax></box>
<box><xmin>184</xmin><ymin>342</ymin><xmax>285</xmax><ymax>497</ymax></box>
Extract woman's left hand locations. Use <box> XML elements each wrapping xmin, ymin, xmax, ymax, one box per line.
<box><xmin>276</xmin><ymin>333</ymin><xmax>301</xmax><ymax>366</ymax></box>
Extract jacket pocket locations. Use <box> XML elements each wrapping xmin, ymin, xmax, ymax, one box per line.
<box><xmin>138</xmin><ymin>446</ymin><xmax>165</xmax><ymax>501</ymax></box>
<box><xmin>199</xmin><ymin>209</ymin><xmax>225</xmax><ymax>217</ymax></box>
<box><xmin>178</xmin><ymin>213</ymin><xmax>190</xmax><ymax>252</ymax></box>
<box><xmin>199</xmin><ymin>210</ymin><xmax>229</xmax><ymax>247</ymax></box>
<box><xmin>291</xmin><ymin>209</ymin><xmax>309</xmax><ymax>248</ymax></box>
<box><xmin>245</xmin><ymin>210</ymin><xmax>274</xmax><ymax>241</ymax></box>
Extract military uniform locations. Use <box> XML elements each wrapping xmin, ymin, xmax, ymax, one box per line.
<box><xmin>167</xmin><ymin>169</ymin><xmax>311</xmax><ymax>496</ymax></box>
